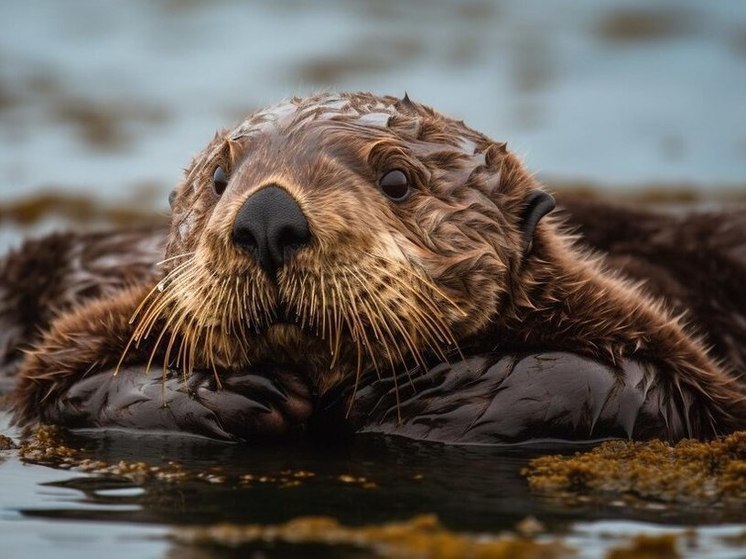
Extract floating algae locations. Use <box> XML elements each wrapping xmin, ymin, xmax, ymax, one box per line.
<box><xmin>14</xmin><ymin>424</ymin><xmax>376</xmax><ymax>489</ymax></box>
<box><xmin>171</xmin><ymin>514</ymin><xmax>572</xmax><ymax>559</ymax></box>
<box><xmin>605</xmin><ymin>533</ymin><xmax>680</xmax><ymax>559</ymax></box>
<box><xmin>523</xmin><ymin>431</ymin><xmax>746</xmax><ymax>508</ymax></box>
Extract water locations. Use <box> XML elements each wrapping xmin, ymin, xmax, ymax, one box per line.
<box><xmin>1</xmin><ymin>1</ymin><xmax>745</xmax><ymax>557</ymax></box>
<box><xmin>1</xmin><ymin>419</ymin><xmax>745</xmax><ymax>558</ymax></box>
<box><xmin>1</xmin><ymin>1</ymin><xmax>745</xmax><ymax>212</ymax></box>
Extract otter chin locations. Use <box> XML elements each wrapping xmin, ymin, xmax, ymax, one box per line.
<box><xmin>3</xmin><ymin>91</ymin><xmax>745</xmax><ymax>443</ymax></box>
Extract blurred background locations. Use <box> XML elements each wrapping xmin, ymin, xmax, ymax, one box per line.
<box><xmin>1</xmin><ymin>0</ymin><xmax>745</xmax><ymax>251</ymax></box>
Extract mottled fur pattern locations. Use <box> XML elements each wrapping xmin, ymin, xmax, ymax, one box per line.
<box><xmin>11</xmin><ymin>92</ymin><xmax>746</xmax><ymax>435</ymax></box>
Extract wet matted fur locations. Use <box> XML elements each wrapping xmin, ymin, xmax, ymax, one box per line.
<box><xmin>6</xmin><ymin>92</ymin><xmax>746</xmax><ymax>442</ymax></box>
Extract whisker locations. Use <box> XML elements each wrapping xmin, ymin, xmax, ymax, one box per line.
<box><xmin>376</xmin><ymin>253</ymin><xmax>468</xmax><ymax>317</ymax></box>
<box><xmin>155</xmin><ymin>251</ymin><xmax>196</xmax><ymax>267</ymax></box>
<box><xmin>319</xmin><ymin>270</ymin><xmax>328</xmax><ymax>341</ymax></box>
<box><xmin>116</xmin><ymin>258</ymin><xmax>199</xmax><ymax>374</ymax></box>
<box><xmin>376</xmin><ymin>266</ymin><xmax>465</xmax><ymax>362</ymax></box>
<box><xmin>342</xmin><ymin>274</ymin><xmax>381</xmax><ymax>380</ymax></box>
<box><xmin>345</xmin><ymin>332</ymin><xmax>365</xmax><ymax>419</ymax></box>
<box><xmin>347</xmin><ymin>268</ymin><xmax>404</xmax><ymax>370</ymax></box>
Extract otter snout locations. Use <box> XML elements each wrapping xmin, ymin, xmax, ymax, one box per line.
<box><xmin>232</xmin><ymin>185</ymin><xmax>311</xmax><ymax>275</ymax></box>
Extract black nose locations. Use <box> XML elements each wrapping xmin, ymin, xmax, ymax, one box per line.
<box><xmin>232</xmin><ymin>186</ymin><xmax>311</xmax><ymax>275</ymax></box>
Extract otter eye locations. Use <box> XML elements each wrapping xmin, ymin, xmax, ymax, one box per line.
<box><xmin>212</xmin><ymin>165</ymin><xmax>228</xmax><ymax>195</ymax></box>
<box><xmin>378</xmin><ymin>169</ymin><xmax>410</xmax><ymax>201</ymax></box>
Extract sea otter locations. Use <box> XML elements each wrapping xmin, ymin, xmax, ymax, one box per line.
<box><xmin>2</xmin><ymin>92</ymin><xmax>745</xmax><ymax>443</ymax></box>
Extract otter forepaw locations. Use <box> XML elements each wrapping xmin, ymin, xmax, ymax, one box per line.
<box><xmin>42</xmin><ymin>365</ymin><xmax>313</xmax><ymax>441</ymax></box>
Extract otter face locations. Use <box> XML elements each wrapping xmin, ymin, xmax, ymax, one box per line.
<box><xmin>135</xmin><ymin>92</ymin><xmax>550</xmax><ymax>393</ymax></box>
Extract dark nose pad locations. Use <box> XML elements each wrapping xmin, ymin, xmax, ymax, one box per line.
<box><xmin>232</xmin><ymin>186</ymin><xmax>311</xmax><ymax>276</ymax></box>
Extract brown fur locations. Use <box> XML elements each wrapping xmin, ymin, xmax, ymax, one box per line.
<box><xmin>11</xmin><ymin>92</ymin><xmax>746</xmax><ymax>436</ymax></box>
<box><xmin>0</xmin><ymin>229</ymin><xmax>163</xmax><ymax>389</ymax></box>
<box><xmin>557</xmin><ymin>197</ymin><xmax>746</xmax><ymax>380</ymax></box>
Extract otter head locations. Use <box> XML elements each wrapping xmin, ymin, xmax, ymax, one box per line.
<box><xmin>134</xmin><ymin>92</ymin><xmax>554</xmax><ymax>394</ymax></box>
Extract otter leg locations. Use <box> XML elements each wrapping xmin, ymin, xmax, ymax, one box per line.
<box><xmin>558</xmin><ymin>200</ymin><xmax>746</xmax><ymax>378</ymax></box>
<box><xmin>12</xmin><ymin>286</ymin><xmax>313</xmax><ymax>441</ymax></box>
<box><xmin>0</xmin><ymin>228</ymin><xmax>165</xmax><ymax>386</ymax></box>
<box><xmin>347</xmin><ymin>352</ymin><xmax>711</xmax><ymax>444</ymax></box>
<box><xmin>49</xmin><ymin>364</ymin><xmax>313</xmax><ymax>441</ymax></box>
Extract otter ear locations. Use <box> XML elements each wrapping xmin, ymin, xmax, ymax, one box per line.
<box><xmin>519</xmin><ymin>190</ymin><xmax>555</xmax><ymax>254</ymax></box>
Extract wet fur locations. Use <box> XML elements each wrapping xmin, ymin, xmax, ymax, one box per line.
<box><xmin>8</xmin><ymin>92</ymin><xmax>746</xmax><ymax>438</ymax></box>
<box><xmin>0</xmin><ymin>229</ymin><xmax>163</xmax><ymax>389</ymax></box>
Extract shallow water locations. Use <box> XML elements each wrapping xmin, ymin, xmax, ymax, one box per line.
<box><xmin>2</xmin><ymin>411</ymin><xmax>745</xmax><ymax>558</ymax></box>
<box><xmin>1</xmin><ymin>1</ymin><xmax>745</xmax><ymax>557</ymax></box>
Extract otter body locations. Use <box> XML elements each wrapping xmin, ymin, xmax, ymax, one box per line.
<box><xmin>3</xmin><ymin>92</ymin><xmax>744</xmax><ymax>443</ymax></box>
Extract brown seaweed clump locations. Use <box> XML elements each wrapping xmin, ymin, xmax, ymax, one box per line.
<box><xmin>605</xmin><ymin>534</ymin><xmax>680</xmax><ymax>559</ymax></box>
<box><xmin>0</xmin><ymin>191</ymin><xmax>167</xmax><ymax>228</ymax></box>
<box><xmin>16</xmin><ymin>424</ymin><xmax>188</xmax><ymax>482</ymax></box>
<box><xmin>18</xmin><ymin>424</ymin><xmax>79</xmax><ymax>463</ymax></box>
<box><xmin>12</xmin><ymin>425</ymin><xmax>374</xmax><ymax>488</ymax></box>
<box><xmin>0</xmin><ymin>433</ymin><xmax>15</xmax><ymax>450</ymax></box>
<box><xmin>171</xmin><ymin>514</ymin><xmax>571</xmax><ymax>559</ymax></box>
<box><xmin>523</xmin><ymin>431</ymin><xmax>746</xmax><ymax>507</ymax></box>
